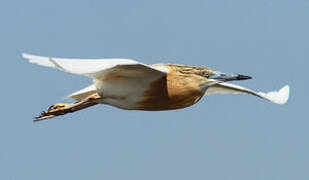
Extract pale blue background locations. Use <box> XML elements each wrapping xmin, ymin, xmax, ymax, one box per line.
<box><xmin>0</xmin><ymin>0</ymin><xmax>307</xmax><ymax>179</ymax></box>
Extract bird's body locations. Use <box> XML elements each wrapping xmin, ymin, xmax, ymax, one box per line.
<box><xmin>22</xmin><ymin>53</ymin><xmax>290</xmax><ymax>121</ymax></box>
<box><xmin>94</xmin><ymin>64</ymin><xmax>210</xmax><ymax>110</ymax></box>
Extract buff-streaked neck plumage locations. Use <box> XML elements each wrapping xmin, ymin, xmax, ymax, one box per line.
<box><xmin>136</xmin><ymin>64</ymin><xmax>219</xmax><ymax>110</ymax></box>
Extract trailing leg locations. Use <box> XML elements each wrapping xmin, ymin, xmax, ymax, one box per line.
<box><xmin>35</xmin><ymin>93</ymin><xmax>101</xmax><ymax>122</ymax></box>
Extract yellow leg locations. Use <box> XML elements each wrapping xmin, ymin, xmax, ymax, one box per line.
<box><xmin>35</xmin><ymin>93</ymin><xmax>101</xmax><ymax>122</ymax></box>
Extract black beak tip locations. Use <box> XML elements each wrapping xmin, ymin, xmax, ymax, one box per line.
<box><xmin>237</xmin><ymin>74</ymin><xmax>252</xmax><ymax>80</ymax></box>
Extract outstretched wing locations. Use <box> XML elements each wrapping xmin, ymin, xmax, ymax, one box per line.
<box><xmin>22</xmin><ymin>53</ymin><xmax>167</xmax><ymax>80</ymax></box>
<box><xmin>206</xmin><ymin>82</ymin><xmax>289</xmax><ymax>104</ymax></box>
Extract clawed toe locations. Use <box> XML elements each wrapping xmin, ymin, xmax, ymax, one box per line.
<box><xmin>34</xmin><ymin>111</ymin><xmax>56</xmax><ymax>122</ymax></box>
<box><xmin>34</xmin><ymin>114</ymin><xmax>54</xmax><ymax>122</ymax></box>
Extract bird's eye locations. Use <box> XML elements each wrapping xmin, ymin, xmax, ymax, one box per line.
<box><xmin>204</xmin><ymin>73</ymin><xmax>210</xmax><ymax>78</ymax></box>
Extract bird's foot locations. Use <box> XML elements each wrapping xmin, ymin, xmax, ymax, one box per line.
<box><xmin>34</xmin><ymin>104</ymin><xmax>71</xmax><ymax>122</ymax></box>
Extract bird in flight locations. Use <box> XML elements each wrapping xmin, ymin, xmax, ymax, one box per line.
<box><xmin>23</xmin><ymin>53</ymin><xmax>290</xmax><ymax>122</ymax></box>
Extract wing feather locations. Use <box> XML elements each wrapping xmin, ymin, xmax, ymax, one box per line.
<box><xmin>22</xmin><ymin>53</ymin><xmax>166</xmax><ymax>79</ymax></box>
<box><xmin>206</xmin><ymin>83</ymin><xmax>290</xmax><ymax>104</ymax></box>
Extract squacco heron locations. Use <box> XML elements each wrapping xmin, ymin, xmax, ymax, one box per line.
<box><xmin>23</xmin><ymin>53</ymin><xmax>290</xmax><ymax>121</ymax></box>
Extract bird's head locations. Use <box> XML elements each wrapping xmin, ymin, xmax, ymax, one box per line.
<box><xmin>193</xmin><ymin>67</ymin><xmax>252</xmax><ymax>91</ymax></box>
<box><xmin>199</xmin><ymin>69</ymin><xmax>252</xmax><ymax>82</ymax></box>
<box><xmin>169</xmin><ymin>64</ymin><xmax>251</xmax><ymax>86</ymax></box>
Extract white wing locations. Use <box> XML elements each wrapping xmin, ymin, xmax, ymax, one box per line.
<box><xmin>22</xmin><ymin>53</ymin><xmax>166</xmax><ymax>80</ymax></box>
<box><xmin>23</xmin><ymin>53</ymin><xmax>168</xmax><ymax>101</ymax></box>
<box><xmin>206</xmin><ymin>82</ymin><xmax>290</xmax><ymax>104</ymax></box>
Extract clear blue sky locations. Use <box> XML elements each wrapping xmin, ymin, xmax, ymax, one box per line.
<box><xmin>0</xmin><ymin>0</ymin><xmax>308</xmax><ymax>179</ymax></box>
